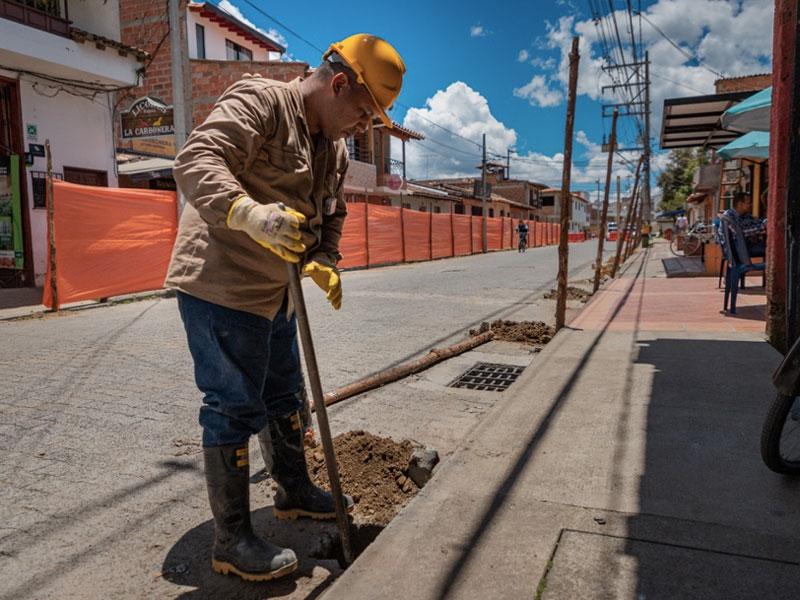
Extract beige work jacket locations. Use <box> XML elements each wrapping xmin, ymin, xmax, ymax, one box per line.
<box><xmin>165</xmin><ymin>76</ymin><xmax>349</xmax><ymax>319</ymax></box>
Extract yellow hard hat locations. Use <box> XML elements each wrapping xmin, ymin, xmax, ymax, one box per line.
<box><xmin>324</xmin><ymin>33</ymin><xmax>406</xmax><ymax>129</ymax></box>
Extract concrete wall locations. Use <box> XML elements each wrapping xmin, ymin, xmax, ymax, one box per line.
<box><xmin>68</xmin><ymin>0</ymin><xmax>121</xmax><ymax>41</ymax></box>
<box><xmin>187</xmin><ymin>8</ymin><xmax>270</xmax><ymax>61</ymax></box>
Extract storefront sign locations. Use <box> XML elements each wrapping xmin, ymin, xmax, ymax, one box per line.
<box><xmin>121</xmin><ymin>97</ymin><xmax>175</xmax><ymax>139</ymax></box>
<box><xmin>0</xmin><ymin>156</ymin><xmax>24</xmax><ymax>270</ymax></box>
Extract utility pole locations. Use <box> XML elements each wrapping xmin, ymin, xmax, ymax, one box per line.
<box><xmin>169</xmin><ymin>0</ymin><xmax>191</xmax><ymax>215</ymax></box>
<box><xmin>612</xmin><ymin>156</ymin><xmax>643</xmax><ymax>278</ymax></box>
<box><xmin>642</xmin><ymin>51</ymin><xmax>652</xmax><ymax>227</ymax></box>
<box><xmin>593</xmin><ymin>109</ymin><xmax>617</xmax><ymax>293</ymax></box>
<box><xmin>506</xmin><ymin>148</ymin><xmax>511</xmax><ymax>180</ymax></box>
<box><xmin>555</xmin><ymin>36</ymin><xmax>580</xmax><ymax>332</ymax></box>
<box><xmin>481</xmin><ymin>133</ymin><xmax>487</xmax><ymax>253</ymax></box>
<box><xmin>616</xmin><ymin>174</ymin><xmax>621</xmax><ymax>225</ymax></box>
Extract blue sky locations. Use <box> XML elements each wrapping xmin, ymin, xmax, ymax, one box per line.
<box><xmin>216</xmin><ymin>0</ymin><xmax>773</xmax><ymax>198</ymax></box>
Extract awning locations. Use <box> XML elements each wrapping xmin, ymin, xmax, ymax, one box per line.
<box><xmin>721</xmin><ymin>86</ymin><xmax>771</xmax><ymax>132</ymax></box>
<box><xmin>718</xmin><ymin>131</ymin><xmax>770</xmax><ymax>161</ymax></box>
<box><xmin>118</xmin><ymin>157</ymin><xmax>174</xmax><ymax>178</ymax></box>
<box><xmin>660</xmin><ymin>91</ymin><xmax>753</xmax><ymax>150</ymax></box>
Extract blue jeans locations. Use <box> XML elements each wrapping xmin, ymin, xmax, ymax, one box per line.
<box><xmin>177</xmin><ymin>291</ymin><xmax>304</xmax><ymax>447</ymax></box>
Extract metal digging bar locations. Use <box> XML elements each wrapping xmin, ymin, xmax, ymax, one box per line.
<box><xmin>285</xmin><ymin>262</ymin><xmax>353</xmax><ymax>564</ymax></box>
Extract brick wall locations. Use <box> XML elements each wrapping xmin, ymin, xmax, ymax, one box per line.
<box><xmin>190</xmin><ymin>60</ymin><xmax>308</xmax><ymax>125</ymax></box>
<box><xmin>714</xmin><ymin>74</ymin><xmax>772</xmax><ymax>94</ymax></box>
<box><xmin>117</xmin><ymin>0</ymin><xmax>309</xmax><ymax>151</ymax></box>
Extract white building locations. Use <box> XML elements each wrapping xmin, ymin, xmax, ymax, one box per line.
<box><xmin>187</xmin><ymin>2</ymin><xmax>284</xmax><ymax>62</ymax></box>
<box><xmin>0</xmin><ymin>0</ymin><xmax>145</xmax><ymax>287</ymax></box>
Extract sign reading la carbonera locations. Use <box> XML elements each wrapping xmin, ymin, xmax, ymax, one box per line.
<box><xmin>120</xmin><ymin>97</ymin><xmax>174</xmax><ymax>139</ymax></box>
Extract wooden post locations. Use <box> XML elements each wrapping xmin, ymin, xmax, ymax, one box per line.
<box><xmin>429</xmin><ymin>201</ymin><xmax>434</xmax><ymax>260</ymax></box>
<box><xmin>593</xmin><ymin>109</ymin><xmax>618</xmax><ymax>292</ymax></box>
<box><xmin>450</xmin><ymin>209</ymin><xmax>455</xmax><ymax>257</ymax></box>
<box><xmin>399</xmin><ymin>206</ymin><xmax>406</xmax><ymax>263</ymax></box>
<box><xmin>625</xmin><ymin>193</ymin><xmax>641</xmax><ymax>260</ymax></box>
<box><xmin>612</xmin><ymin>156</ymin><xmax>643</xmax><ymax>277</ymax></box>
<box><xmin>45</xmin><ymin>140</ymin><xmax>58</xmax><ymax>311</ymax></box>
<box><xmin>364</xmin><ymin>200</ymin><xmax>370</xmax><ymax>267</ymax></box>
<box><xmin>481</xmin><ymin>133</ymin><xmax>488</xmax><ymax>253</ymax></box>
<box><xmin>555</xmin><ymin>36</ymin><xmax>580</xmax><ymax>332</ymax></box>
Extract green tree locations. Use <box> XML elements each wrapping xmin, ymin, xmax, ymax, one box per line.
<box><xmin>657</xmin><ymin>148</ymin><xmax>709</xmax><ymax>212</ymax></box>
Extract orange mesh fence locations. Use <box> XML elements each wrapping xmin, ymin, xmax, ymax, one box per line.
<box><xmin>432</xmin><ymin>213</ymin><xmax>454</xmax><ymax>259</ymax></box>
<box><xmin>471</xmin><ymin>216</ymin><xmax>482</xmax><ymax>253</ymax></box>
<box><xmin>338</xmin><ymin>202</ymin><xmax>367</xmax><ymax>269</ymax></box>
<box><xmin>453</xmin><ymin>214</ymin><xmax>471</xmax><ymax>255</ymax></box>
<box><xmin>402</xmin><ymin>208</ymin><xmax>432</xmax><ymax>262</ymax></box>
<box><xmin>43</xmin><ymin>181</ymin><xmax>177</xmax><ymax>308</ymax></box>
<box><xmin>504</xmin><ymin>219</ymin><xmax>514</xmax><ymax>249</ymax></box>
<box><xmin>487</xmin><ymin>217</ymin><xmax>503</xmax><ymax>250</ymax></box>
<box><xmin>367</xmin><ymin>204</ymin><xmax>403</xmax><ymax>267</ymax></box>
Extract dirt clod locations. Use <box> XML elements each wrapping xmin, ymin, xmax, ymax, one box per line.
<box><xmin>488</xmin><ymin>320</ymin><xmax>555</xmax><ymax>345</ymax></box>
<box><xmin>306</xmin><ymin>431</ymin><xmax>420</xmax><ymax>526</ymax></box>
<box><xmin>543</xmin><ymin>286</ymin><xmax>593</xmax><ymax>302</ymax></box>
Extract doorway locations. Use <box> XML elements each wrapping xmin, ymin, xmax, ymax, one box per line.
<box><xmin>0</xmin><ymin>77</ymin><xmax>33</xmax><ymax>288</ymax></box>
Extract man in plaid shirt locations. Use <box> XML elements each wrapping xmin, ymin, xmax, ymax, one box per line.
<box><xmin>723</xmin><ymin>192</ymin><xmax>766</xmax><ymax>258</ymax></box>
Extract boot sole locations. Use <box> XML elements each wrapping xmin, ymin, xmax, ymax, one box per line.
<box><xmin>273</xmin><ymin>505</ymin><xmax>354</xmax><ymax>521</ymax></box>
<box><xmin>211</xmin><ymin>557</ymin><xmax>298</xmax><ymax>581</ymax></box>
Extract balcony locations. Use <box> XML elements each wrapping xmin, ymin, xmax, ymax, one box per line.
<box><xmin>0</xmin><ymin>2</ymin><xmax>143</xmax><ymax>86</ymax></box>
<box><xmin>0</xmin><ymin>0</ymin><xmax>69</xmax><ymax>37</ymax></box>
<box><xmin>377</xmin><ymin>157</ymin><xmax>405</xmax><ymax>188</ymax></box>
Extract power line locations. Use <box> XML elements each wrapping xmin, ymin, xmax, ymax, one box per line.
<box><xmin>650</xmin><ymin>72</ymin><xmax>710</xmax><ymax>95</ymax></box>
<box><xmin>637</xmin><ymin>11</ymin><xmax>725</xmax><ymax>79</ymax></box>
<box><xmin>232</xmin><ymin>0</ymin><xmax>325</xmax><ymax>54</ymax></box>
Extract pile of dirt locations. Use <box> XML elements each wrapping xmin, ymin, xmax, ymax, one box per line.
<box><xmin>306</xmin><ymin>431</ymin><xmax>419</xmax><ymax>526</ymax></box>
<box><xmin>543</xmin><ymin>286</ymin><xmax>593</xmax><ymax>302</ymax></box>
<box><xmin>488</xmin><ymin>319</ymin><xmax>554</xmax><ymax>345</ymax></box>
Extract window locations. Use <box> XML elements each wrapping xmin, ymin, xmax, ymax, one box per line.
<box><xmin>542</xmin><ymin>196</ymin><xmax>555</xmax><ymax>207</ymax></box>
<box><xmin>402</xmin><ymin>202</ymin><xmax>411</xmax><ymax>209</ymax></box>
<box><xmin>226</xmin><ymin>39</ymin><xmax>253</xmax><ymax>61</ymax></box>
<box><xmin>434</xmin><ymin>206</ymin><xmax>441</xmax><ymax>214</ymax></box>
<box><xmin>30</xmin><ymin>171</ymin><xmax>62</xmax><ymax>209</ymax></box>
<box><xmin>488</xmin><ymin>208</ymin><xmax>494</xmax><ymax>217</ymax></box>
<box><xmin>195</xmin><ymin>24</ymin><xmax>206</xmax><ymax>59</ymax></box>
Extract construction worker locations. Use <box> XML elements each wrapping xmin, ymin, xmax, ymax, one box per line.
<box><xmin>165</xmin><ymin>34</ymin><xmax>406</xmax><ymax>582</ymax></box>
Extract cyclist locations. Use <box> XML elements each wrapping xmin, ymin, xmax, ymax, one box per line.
<box><xmin>517</xmin><ymin>220</ymin><xmax>529</xmax><ymax>253</ymax></box>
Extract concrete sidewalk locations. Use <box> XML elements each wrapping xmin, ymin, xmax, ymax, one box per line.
<box><xmin>324</xmin><ymin>244</ymin><xmax>799</xmax><ymax>599</ymax></box>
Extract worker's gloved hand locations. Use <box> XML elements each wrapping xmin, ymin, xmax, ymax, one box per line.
<box><xmin>302</xmin><ymin>259</ymin><xmax>342</xmax><ymax>310</ymax></box>
<box><xmin>227</xmin><ymin>196</ymin><xmax>306</xmax><ymax>263</ymax></box>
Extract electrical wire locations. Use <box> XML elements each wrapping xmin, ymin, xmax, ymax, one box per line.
<box><xmin>637</xmin><ymin>11</ymin><xmax>725</xmax><ymax>79</ymax></box>
<box><xmin>230</xmin><ymin>0</ymin><xmax>325</xmax><ymax>54</ymax></box>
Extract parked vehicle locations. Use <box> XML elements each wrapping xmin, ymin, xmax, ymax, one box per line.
<box><xmin>606</xmin><ymin>221</ymin><xmax>618</xmax><ymax>241</ymax></box>
<box><xmin>761</xmin><ymin>335</ymin><xmax>800</xmax><ymax>474</ymax></box>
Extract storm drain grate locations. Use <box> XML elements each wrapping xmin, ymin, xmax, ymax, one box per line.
<box><xmin>448</xmin><ymin>362</ymin><xmax>525</xmax><ymax>392</ymax></box>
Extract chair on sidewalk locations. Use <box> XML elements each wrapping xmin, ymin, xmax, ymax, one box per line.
<box><xmin>719</xmin><ymin>213</ymin><xmax>766</xmax><ymax>314</ymax></box>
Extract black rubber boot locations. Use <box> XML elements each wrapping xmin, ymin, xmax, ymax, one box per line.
<box><xmin>204</xmin><ymin>444</ymin><xmax>298</xmax><ymax>581</ymax></box>
<box><xmin>260</xmin><ymin>411</ymin><xmax>354</xmax><ymax>520</ymax></box>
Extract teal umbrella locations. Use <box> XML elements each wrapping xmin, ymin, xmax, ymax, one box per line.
<box><xmin>721</xmin><ymin>86</ymin><xmax>771</xmax><ymax>132</ymax></box>
<box><xmin>718</xmin><ymin>131</ymin><xmax>770</xmax><ymax>160</ymax></box>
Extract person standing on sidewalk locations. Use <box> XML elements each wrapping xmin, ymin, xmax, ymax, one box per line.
<box><xmin>165</xmin><ymin>34</ymin><xmax>406</xmax><ymax>582</ymax></box>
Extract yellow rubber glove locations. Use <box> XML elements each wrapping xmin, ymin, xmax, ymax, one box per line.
<box><xmin>227</xmin><ymin>196</ymin><xmax>306</xmax><ymax>263</ymax></box>
<box><xmin>302</xmin><ymin>260</ymin><xmax>342</xmax><ymax>310</ymax></box>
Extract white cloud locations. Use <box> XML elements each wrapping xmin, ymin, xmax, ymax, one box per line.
<box><xmin>398</xmin><ymin>82</ymin><xmax>637</xmax><ymax>189</ymax></box>
<box><xmin>530</xmin><ymin>56</ymin><xmax>557</xmax><ymax>69</ymax></box>
<box><xmin>217</xmin><ymin>0</ymin><xmax>288</xmax><ymax>51</ymax></box>
<box><xmin>518</xmin><ymin>49</ymin><xmax>530</xmax><ymax>62</ymax></box>
<box><xmin>470</xmin><ymin>24</ymin><xmax>489</xmax><ymax>38</ymax></box>
<box><xmin>513</xmin><ymin>75</ymin><xmax>564</xmax><ymax>108</ymax></box>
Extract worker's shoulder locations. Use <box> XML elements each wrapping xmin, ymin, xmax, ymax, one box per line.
<box><xmin>221</xmin><ymin>75</ymin><xmax>296</xmax><ymax>104</ymax></box>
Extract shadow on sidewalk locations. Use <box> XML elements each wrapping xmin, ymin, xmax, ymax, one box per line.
<box><xmin>619</xmin><ymin>337</ymin><xmax>800</xmax><ymax>598</ymax></box>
